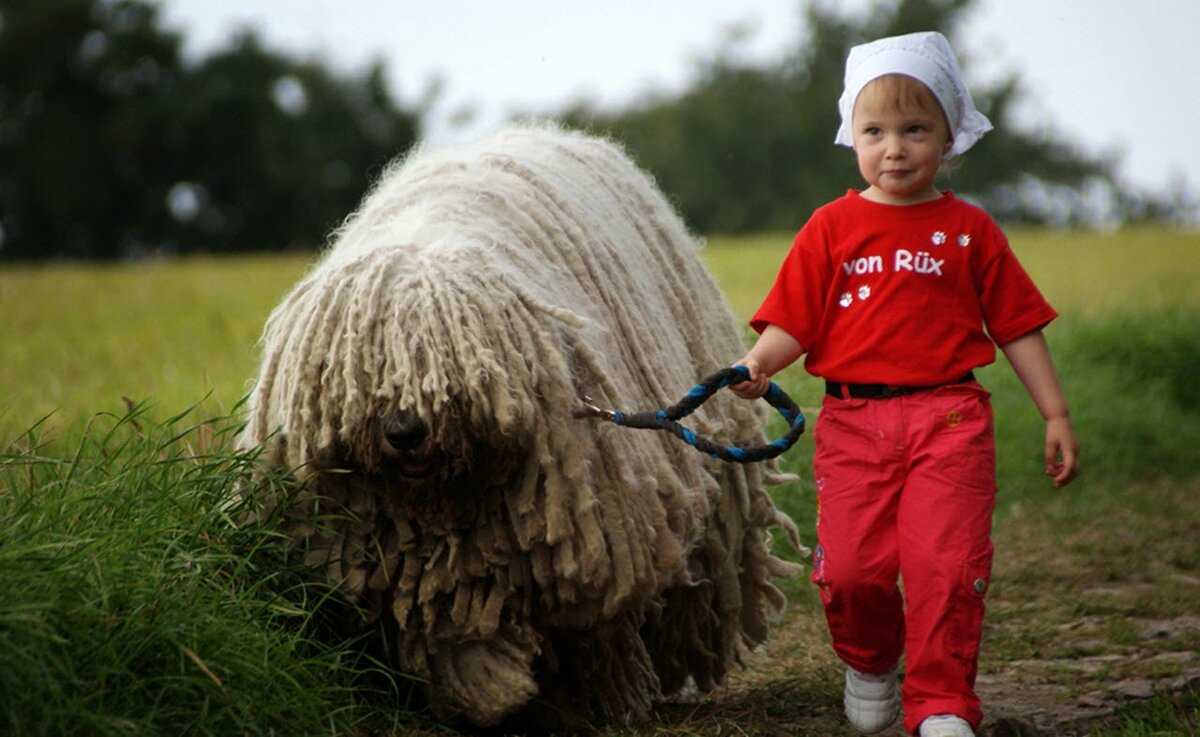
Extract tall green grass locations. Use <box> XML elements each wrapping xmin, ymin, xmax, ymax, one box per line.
<box><xmin>0</xmin><ymin>407</ymin><xmax>412</xmax><ymax>736</ymax></box>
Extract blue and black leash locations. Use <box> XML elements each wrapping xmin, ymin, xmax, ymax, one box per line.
<box><xmin>574</xmin><ymin>365</ymin><xmax>806</xmax><ymax>463</ymax></box>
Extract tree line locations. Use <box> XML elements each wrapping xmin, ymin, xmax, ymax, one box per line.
<box><xmin>0</xmin><ymin>0</ymin><xmax>418</xmax><ymax>260</ymax></box>
<box><xmin>0</xmin><ymin>0</ymin><xmax>1182</xmax><ymax>262</ymax></box>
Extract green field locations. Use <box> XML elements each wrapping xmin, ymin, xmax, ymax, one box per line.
<box><xmin>3</xmin><ymin>227</ymin><xmax>1197</xmax><ymax>440</ymax></box>
<box><xmin>1</xmin><ymin>253</ymin><xmax>314</xmax><ymax>438</ymax></box>
<box><xmin>2</xmin><ymin>228</ymin><xmax>1198</xmax><ymax>735</ymax></box>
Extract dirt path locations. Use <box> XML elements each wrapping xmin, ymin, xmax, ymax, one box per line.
<box><xmin>639</xmin><ymin>480</ymin><xmax>1200</xmax><ymax>736</ymax></box>
<box><xmin>645</xmin><ymin>605</ymin><xmax>1200</xmax><ymax>736</ymax></box>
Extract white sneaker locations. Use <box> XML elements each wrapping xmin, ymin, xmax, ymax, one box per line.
<box><xmin>919</xmin><ymin>714</ymin><xmax>975</xmax><ymax>737</ymax></box>
<box><xmin>843</xmin><ymin>666</ymin><xmax>900</xmax><ymax>734</ymax></box>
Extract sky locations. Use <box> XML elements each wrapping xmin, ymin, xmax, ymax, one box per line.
<box><xmin>155</xmin><ymin>1</ymin><xmax>1200</xmax><ymax>196</ymax></box>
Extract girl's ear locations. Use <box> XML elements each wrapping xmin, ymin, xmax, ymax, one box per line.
<box><xmin>943</xmin><ymin>136</ymin><xmax>954</xmax><ymax>155</ymax></box>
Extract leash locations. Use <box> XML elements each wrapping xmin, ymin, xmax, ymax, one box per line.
<box><xmin>574</xmin><ymin>365</ymin><xmax>805</xmax><ymax>463</ymax></box>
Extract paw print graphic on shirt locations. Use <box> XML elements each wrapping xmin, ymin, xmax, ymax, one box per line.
<box><xmin>839</xmin><ymin>286</ymin><xmax>871</xmax><ymax>308</ymax></box>
<box><xmin>958</xmin><ymin>233</ymin><xmax>972</xmax><ymax>247</ymax></box>
<box><xmin>931</xmin><ymin>231</ymin><xmax>947</xmax><ymax>246</ymax></box>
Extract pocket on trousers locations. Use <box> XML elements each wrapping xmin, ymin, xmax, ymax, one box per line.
<box><xmin>950</xmin><ymin>543</ymin><xmax>994</xmax><ymax>668</ymax></box>
<box><xmin>929</xmin><ymin>394</ymin><xmax>996</xmax><ymax>490</ymax></box>
<box><xmin>813</xmin><ymin>400</ymin><xmax>874</xmax><ymax>489</ymax></box>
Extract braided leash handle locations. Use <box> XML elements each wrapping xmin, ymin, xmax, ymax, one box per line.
<box><xmin>574</xmin><ymin>365</ymin><xmax>806</xmax><ymax>463</ymax></box>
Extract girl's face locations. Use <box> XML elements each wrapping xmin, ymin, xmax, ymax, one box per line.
<box><xmin>851</xmin><ymin>77</ymin><xmax>953</xmax><ymax>206</ymax></box>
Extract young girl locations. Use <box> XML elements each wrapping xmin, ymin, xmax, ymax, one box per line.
<box><xmin>731</xmin><ymin>32</ymin><xmax>1080</xmax><ymax>737</ymax></box>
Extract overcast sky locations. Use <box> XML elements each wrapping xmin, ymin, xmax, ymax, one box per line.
<box><xmin>155</xmin><ymin>1</ymin><xmax>1199</xmax><ymax>196</ymax></box>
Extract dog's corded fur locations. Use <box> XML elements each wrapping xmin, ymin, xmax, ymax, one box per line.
<box><xmin>240</xmin><ymin>124</ymin><xmax>802</xmax><ymax>726</ymax></box>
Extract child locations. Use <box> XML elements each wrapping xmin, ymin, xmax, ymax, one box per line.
<box><xmin>731</xmin><ymin>31</ymin><xmax>1079</xmax><ymax>737</ymax></box>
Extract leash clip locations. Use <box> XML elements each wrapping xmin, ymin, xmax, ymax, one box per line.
<box><xmin>574</xmin><ymin>395</ymin><xmax>618</xmax><ymax>421</ymax></box>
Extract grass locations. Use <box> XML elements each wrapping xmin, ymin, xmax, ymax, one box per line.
<box><xmin>0</xmin><ymin>408</ymin><xmax>417</xmax><ymax>736</ymax></box>
<box><xmin>0</xmin><ymin>253</ymin><xmax>312</xmax><ymax>440</ymax></box>
<box><xmin>2</xmin><ymin>226</ymin><xmax>1199</xmax><ymax>734</ymax></box>
<box><xmin>1101</xmin><ymin>689</ymin><xmax>1200</xmax><ymax>737</ymax></box>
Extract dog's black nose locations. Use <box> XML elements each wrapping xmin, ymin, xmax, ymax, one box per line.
<box><xmin>382</xmin><ymin>411</ymin><xmax>427</xmax><ymax>452</ymax></box>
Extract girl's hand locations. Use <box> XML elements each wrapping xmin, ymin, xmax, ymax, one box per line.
<box><xmin>1045</xmin><ymin>416</ymin><xmax>1080</xmax><ymax>488</ymax></box>
<box><xmin>730</xmin><ymin>358</ymin><xmax>772</xmax><ymax>399</ymax></box>
<box><xmin>999</xmin><ymin>330</ymin><xmax>1079</xmax><ymax>489</ymax></box>
<box><xmin>729</xmin><ymin>324</ymin><xmax>804</xmax><ymax>400</ymax></box>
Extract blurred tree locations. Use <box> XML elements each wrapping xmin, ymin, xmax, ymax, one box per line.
<box><xmin>0</xmin><ymin>0</ymin><xmax>184</xmax><ymax>259</ymax></box>
<box><xmin>561</xmin><ymin>0</ymin><xmax>1121</xmax><ymax>233</ymax></box>
<box><xmin>0</xmin><ymin>0</ymin><xmax>420</xmax><ymax>260</ymax></box>
<box><xmin>167</xmin><ymin>32</ymin><xmax>418</xmax><ymax>253</ymax></box>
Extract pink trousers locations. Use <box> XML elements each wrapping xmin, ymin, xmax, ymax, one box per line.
<box><xmin>810</xmin><ymin>381</ymin><xmax>996</xmax><ymax>734</ymax></box>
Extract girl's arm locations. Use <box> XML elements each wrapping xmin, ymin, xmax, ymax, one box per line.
<box><xmin>730</xmin><ymin>324</ymin><xmax>805</xmax><ymax>399</ymax></box>
<box><xmin>1000</xmin><ymin>329</ymin><xmax>1080</xmax><ymax>487</ymax></box>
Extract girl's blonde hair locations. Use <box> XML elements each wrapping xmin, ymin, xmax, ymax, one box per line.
<box><xmin>856</xmin><ymin>73</ymin><xmax>952</xmax><ymax>140</ymax></box>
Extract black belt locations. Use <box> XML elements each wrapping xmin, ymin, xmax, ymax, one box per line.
<box><xmin>825</xmin><ymin>372</ymin><xmax>975</xmax><ymax>400</ymax></box>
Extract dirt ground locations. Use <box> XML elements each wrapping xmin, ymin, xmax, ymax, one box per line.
<box><xmin>696</xmin><ymin>604</ymin><xmax>1200</xmax><ymax>737</ymax></box>
<box><xmin>636</xmin><ymin>481</ymin><xmax>1200</xmax><ymax>737</ymax></box>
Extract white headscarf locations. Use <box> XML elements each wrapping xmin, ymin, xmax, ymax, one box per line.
<box><xmin>834</xmin><ymin>31</ymin><xmax>993</xmax><ymax>158</ymax></box>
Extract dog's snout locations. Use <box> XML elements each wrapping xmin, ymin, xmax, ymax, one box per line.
<box><xmin>383</xmin><ymin>411</ymin><xmax>428</xmax><ymax>452</ymax></box>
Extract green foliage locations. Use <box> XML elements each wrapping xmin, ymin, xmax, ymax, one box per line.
<box><xmin>979</xmin><ymin>307</ymin><xmax>1200</xmax><ymax>510</ymax></box>
<box><xmin>0</xmin><ymin>0</ymin><xmax>420</xmax><ymax>260</ymax></box>
<box><xmin>0</xmin><ymin>407</ymin><xmax>416</xmax><ymax>735</ymax></box>
<box><xmin>166</xmin><ymin>34</ymin><xmax>418</xmax><ymax>254</ymax></box>
<box><xmin>0</xmin><ymin>0</ymin><xmax>185</xmax><ymax>259</ymax></box>
<box><xmin>3</xmin><ymin>0</ymin><xmax>1183</xmax><ymax>261</ymax></box>
<box><xmin>1092</xmin><ymin>688</ymin><xmax>1199</xmax><ymax>736</ymax></box>
<box><xmin>1067</xmin><ymin>308</ymin><xmax>1200</xmax><ymax>414</ymax></box>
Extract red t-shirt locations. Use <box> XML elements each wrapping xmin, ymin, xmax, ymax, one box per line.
<box><xmin>751</xmin><ymin>190</ymin><xmax>1057</xmax><ymax>385</ymax></box>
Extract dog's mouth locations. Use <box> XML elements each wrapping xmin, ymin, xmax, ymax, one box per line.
<box><xmin>391</xmin><ymin>455</ymin><xmax>436</xmax><ymax>479</ymax></box>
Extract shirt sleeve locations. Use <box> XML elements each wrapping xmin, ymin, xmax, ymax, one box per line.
<box><xmin>976</xmin><ymin>222</ymin><xmax>1059</xmax><ymax>345</ymax></box>
<box><xmin>749</xmin><ymin>215</ymin><xmax>831</xmax><ymax>350</ymax></box>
